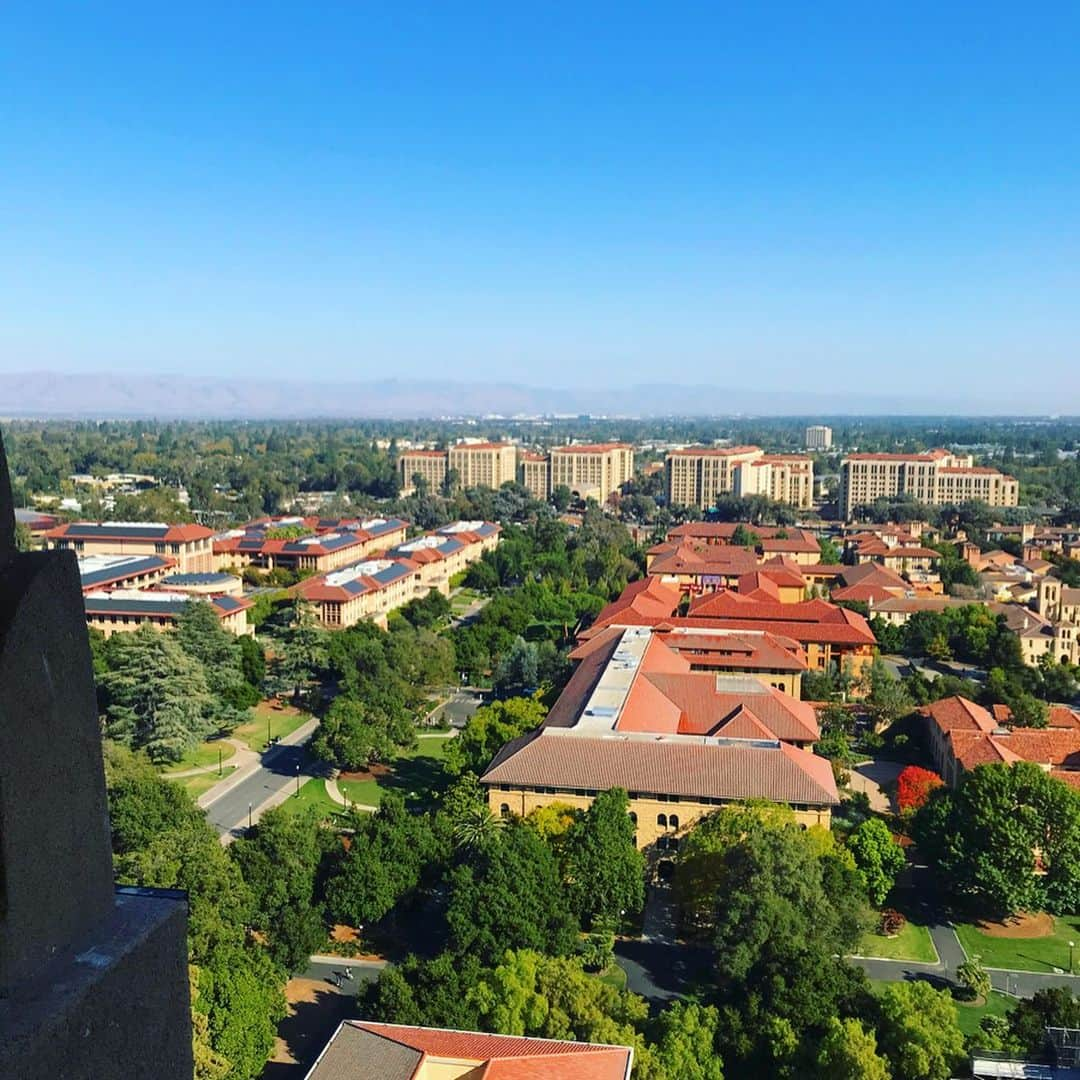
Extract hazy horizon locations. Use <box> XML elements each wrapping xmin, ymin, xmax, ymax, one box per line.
<box><xmin>2</xmin><ymin>5</ymin><xmax>1080</xmax><ymax>409</ymax></box>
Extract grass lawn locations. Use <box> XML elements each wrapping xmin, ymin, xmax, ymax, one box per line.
<box><xmin>175</xmin><ymin>766</ymin><xmax>236</xmax><ymax>799</ymax></box>
<box><xmin>339</xmin><ymin>735</ymin><xmax>454</xmax><ymax>809</ymax></box>
<box><xmin>160</xmin><ymin>739</ymin><xmax>236</xmax><ymax>774</ymax></box>
<box><xmin>450</xmin><ymin>588</ymin><xmax>483</xmax><ymax>613</ymax></box>
<box><xmin>953</xmin><ymin>990</ymin><xmax>1013</xmax><ymax>1039</ymax></box>
<box><xmin>274</xmin><ymin>776</ymin><xmax>356</xmax><ymax>822</ymax></box>
<box><xmin>597</xmin><ymin>964</ymin><xmax>628</xmax><ymax>991</ymax></box>
<box><xmin>858</xmin><ymin>920</ymin><xmax>939</xmax><ymax>963</ymax></box>
<box><xmin>955</xmin><ymin>915</ymin><xmax>1080</xmax><ymax>974</ymax></box>
<box><xmin>234</xmin><ymin>702</ymin><xmax>309</xmax><ymax>752</ymax></box>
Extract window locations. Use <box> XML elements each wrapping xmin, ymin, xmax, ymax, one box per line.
<box><xmin>656</xmin><ymin>813</ymin><xmax>667</xmax><ymax>828</ymax></box>
<box><xmin>499</xmin><ymin>804</ymin><xmax>510</xmax><ymax>818</ymax></box>
<box><xmin>669</xmin><ymin>815</ymin><xmax>679</xmax><ymax>830</ymax></box>
<box><xmin>628</xmin><ymin>812</ymin><xmax>637</xmax><ymax>825</ymax></box>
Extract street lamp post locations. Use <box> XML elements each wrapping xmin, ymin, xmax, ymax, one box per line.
<box><xmin>218</xmin><ymin>746</ymin><xmax>222</xmax><ymax>776</ymax></box>
<box><xmin>266</xmin><ymin>714</ymin><xmax>271</xmax><ymax>749</ymax></box>
<box><xmin>1070</xmin><ymin>941</ymin><xmax>1075</xmax><ymax>974</ymax></box>
<box><xmin>248</xmin><ymin>802</ymin><xmax>253</xmax><ymax>830</ymax></box>
<box><xmin>295</xmin><ymin>762</ymin><xmax>301</xmax><ymax>797</ymax></box>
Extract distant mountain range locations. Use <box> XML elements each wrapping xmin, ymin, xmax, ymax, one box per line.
<box><xmin>0</xmin><ymin>370</ymin><xmax>1044</xmax><ymax>419</ymax></box>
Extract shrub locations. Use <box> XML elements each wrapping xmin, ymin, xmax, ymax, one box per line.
<box><xmin>897</xmin><ymin>765</ymin><xmax>944</xmax><ymax>813</ymax></box>
<box><xmin>880</xmin><ymin>908</ymin><xmax>906</xmax><ymax>936</ymax></box>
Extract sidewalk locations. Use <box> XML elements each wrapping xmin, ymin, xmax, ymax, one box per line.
<box><xmin>199</xmin><ymin>717</ymin><xmax>319</xmax><ymax>810</ymax></box>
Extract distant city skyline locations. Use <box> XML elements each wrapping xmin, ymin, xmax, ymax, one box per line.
<box><xmin>2</xmin><ymin>4</ymin><xmax>1079</xmax><ymax>409</ymax></box>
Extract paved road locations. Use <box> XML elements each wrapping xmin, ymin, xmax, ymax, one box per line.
<box><xmin>301</xmin><ymin>958</ymin><xmax>387</xmax><ymax>997</ymax></box>
<box><xmin>429</xmin><ymin>689</ymin><xmax>486</xmax><ymax>729</ymax></box>
<box><xmin>204</xmin><ymin>739</ymin><xmax>315</xmax><ymax>839</ymax></box>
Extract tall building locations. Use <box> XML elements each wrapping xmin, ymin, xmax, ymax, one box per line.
<box><xmin>838</xmin><ymin>450</ymin><xmax>1019</xmax><ymax>520</ymax></box>
<box><xmin>398</xmin><ymin>449</ymin><xmax>449</xmax><ymax>492</ymax></box>
<box><xmin>549</xmin><ymin>442</ymin><xmax>634</xmax><ymax>504</ymax></box>
<box><xmin>805</xmin><ymin>425</ymin><xmax>833</xmax><ymax>449</ymax></box>
<box><xmin>518</xmin><ymin>450</ymin><xmax>551</xmax><ymax>499</ymax></box>
<box><xmin>44</xmin><ymin>520</ymin><xmax>215</xmax><ymax>573</ymax></box>
<box><xmin>447</xmin><ymin>441</ymin><xmax>518</xmax><ymax>489</ymax></box>
<box><xmin>666</xmin><ymin>446</ymin><xmax>813</xmax><ymax>509</ymax></box>
<box><xmin>0</xmin><ymin>433</ymin><xmax>193</xmax><ymax>1079</ymax></box>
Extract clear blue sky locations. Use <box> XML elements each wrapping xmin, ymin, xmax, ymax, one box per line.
<box><xmin>2</xmin><ymin>3</ymin><xmax>1079</xmax><ymax>405</ymax></box>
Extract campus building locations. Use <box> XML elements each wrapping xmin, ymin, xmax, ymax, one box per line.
<box><xmin>549</xmin><ymin>443</ymin><xmax>634</xmax><ymax>504</ymax></box>
<box><xmin>923</xmin><ymin>695</ymin><xmax>1080</xmax><ymax>788</ymax></box>
<box><xmin>481</xmin><ymin>626</ymin><xmax>838</xmax><ymax>850</ymax></box>
<box><xmin>83</xmin><ymin>589</ymin><xmax>253</xmax><ymax>637</ymax></box>
<box><xmin>805</xmin><ymin>425</ymin><xmax>833</xmax><ymax>450</ymax></box>
<box><xmin>518</xmin><ymin>450</ymin><xmax>551</xmax><ymax>500</ymax></box>
<box><xmin>305</xmin><ymin>1022</ymin><xmax>633</xmax><ymax>1080</ymax></box>
<box><xmin>837</xmin><ymin>450</ymin><xmax>1019</xmax><ymax>519</ymax></box>
<box><xmin>662</xmin><ymin>522</ymin><xmax>822</xmax><ymax>565</ymax></box>
<box><xmin>297</xmin><ymin>521</ymin><xmax>500</xmax><ymax>628</ymax></box>
<box><xmin>77</xmin><ymin>552</ymin><xmax>176</xmax><ymax>593</ymax></box>
<box><xmin>665</xmin><ymin>446</ymin><xmax>814</xmax><ymax>509</ymax></box>
<box><xmin>448</xmin><ymin>441</ymin><xmax>518</xmax><ymax>489</ymax></box>
<box><xmin>213</xmin><ymin>515</ymin><xmax>408</xmax><ymax>574</ymax></box>
<box><xmin>398</xmin><ymin>449</ymin><xmax>449</xmax><ymax>493</ymax></box>
<box><xmin>44</xmin><ymin>520</ymin><xmax>216</xmax><ymax>573</ymax></box>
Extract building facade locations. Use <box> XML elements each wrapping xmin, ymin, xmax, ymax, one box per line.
<box><xmin>838</xmin><ymin>450</ymin><xmax>1019</xmax><ymax>519</ymax></box>
<box><xmin>448</xmin><ymin>442</ymin><xmax>518</xmax><ymax>489</ymax></box>
<box><xmin>398</xmin><ymin>449</ymin><xmax>449</xmax><ymax>493</ymax></box>
<box><xmin>518</xmin><ymin>451</ymin><xmax>551</xmax><ymax>499</ymax></box>
<box><xmin>548</xmin><ymin>443</ymin><xmax>634</xmax><ymax>504</ymax></box>
<box><xmin>83</xmin><ymin>590</ymin><xmax>253</xmax><ymax>637</ymax></box>
<box><xmin>805</xmin><ymin>425</ymin><xmax>833</xmax><ymax>449</ymax></box>
<box><xmin>45</xmin><ymin>521</ymin><xmax>215</xmax><ymax>573</ymax></box>
<box><xmin>666</xmin><ymin>446</ymin><xmax>813</xmax><ymax>509</ymax></box>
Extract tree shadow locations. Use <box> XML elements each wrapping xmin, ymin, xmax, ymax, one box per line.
<box><xmin>261</xmin><ymin>984</ymin><xmax>355</xmax><ymax>1079</ymax></box>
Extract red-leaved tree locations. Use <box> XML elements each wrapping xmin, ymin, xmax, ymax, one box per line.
<box><xmin>896</xmin><ymin>765</ymin><xmax>944</xmax><ymax>812</ymax></box>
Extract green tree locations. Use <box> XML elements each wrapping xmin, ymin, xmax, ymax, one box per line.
<box><xmin>818</xmin><ymin>537</ymin><xmax>843</xmax><ymax>565</ymax></box>
<box><xmin>814</xmin><ymin>1017</ymin><xmax>890</xmax><ymax>1080</ymax></box>
<box><xmin>446</xmin><ymin>820</ymin><xmax>579</xmax><ymax>962</ymax></box>
<box><xmin>311</xmin><ymin>695</ymin><xmax>397</xmax><ymax>770</ymax></box>
<box><xmin>648</xmin><ymin>1002</ymin><xmax>725</xmax><ymax>1080</ymax></box>
<box><xmin>875</xmin><ymin>980</ymin><xmax>965</xmax><ymax>1080</ymax></box>
<box><xmin>864</xmin><ymin>656</ymin><xmax>913</xmax><ymax>728</ymax></box>
<box><xmin>445</xmin><ymin>696</ymin><xmax>547</xmax><ymax>776</ymax></box>
<box><xmin>325</xmin><ymin>793</ymin><xmax>440</xmax><ymax>927</ymax></box>
<box><xmin>563</xmin><ymin>788</ymin><xmax>645</xmax><ymax>928</ymax></box>
<box><xmin>273</xmin><ymin>601</ymin><xmax>329</xmax><ymax>701</ymax></box>
<box><xmin>915</xmin><ymin>762</ymin><xmax>1080</xmax><ymax>916</ymax></box>
<box><xmin>847</xmin><ymin>817</ymin><xmax>906</xmax><ymax>906</ymax></box>
<box><xmin>1007</xmin><ymin>988</ymin><xmax>1080</xmax><ymax>1055</ymax></box>
<box><xmin>100</xmin><ymin>626</ymin><xmax>216</xmax><ymax>762</ymax></box>
<box><xmin>493</xmin><ymin>636</ymin><xmax>541</xmax><ymax>697</ymax></box>
<box><xmin>956</xmin><ymin>955</ymin><xmax>991</xmax><ymax>1001</ymax></box>
<box><xmin>229</xmin><ymin>805</ymin><xmax>335</xmax><ymax>972</ymax></box>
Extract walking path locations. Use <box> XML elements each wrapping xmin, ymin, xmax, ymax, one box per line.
<box><xmin>164</xmin><ymin>738</ymin><xmax>256</xmax><ymax>779</ymax></box>
<box><xmin>323</xmin><ymin>778</ymin><xmax>378</xmax><ymax>813</ymax></box>
<box><xmin>854</xmin><ymin>917</ymin><xmax>1080</xmax><ymax>998</ymax></box>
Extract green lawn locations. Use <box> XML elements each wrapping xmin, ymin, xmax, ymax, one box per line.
<box><xmin>274</xmin><ymin>776</ymin><xmax>355</xmax><ymax>821</ymax></box>
<box><xmin>955</xmin><ymin>916</ymin><xmax>1080</xmax><ymax>974</ymax></box>
<box><xmin>450</xmin><ymin>588</ymin><xmax>483</xmax><ymax>613</ymax></box>
<box><xmin>597</xmin><ymin>963</ymin><xmax>628</xmax><ymax>991</ymax></box>
<box><xmin>160</xmin><ymin>739</ymin><xmax>236</xmax><ymax>774</ymax></box>
<box><xmin>339</xmin><ymin>735</ymin><xmax>454</xmax><ymax>810</ymax></box>
<box><xmin>858</xmin><ymin>920</ymin><xmax>939</xmax><ymax>963</ymax></box>
<box><xmin>234</xmin><ymin>702</ymin><xmax>309</xmax><ymax>752</ymax></box>
<box><xmin>953</xmin><ymin>990</ymin><xmax>1013</xmax><ymax>1039</ymax></box>
<box><xmin>175</xmin><ymin>766</ymin><xmax>236</xmax><ymax>799</ymax></box>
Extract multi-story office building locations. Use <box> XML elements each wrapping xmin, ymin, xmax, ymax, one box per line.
<box><xmin>666</xmin><ymin>446</ymin><xmax>814</xmax><ymax>509</ymax></box>
<box><xmin>44</xmin><ymin>521</ymin><xmax>216</xmax><ymax>573</ymax></box>
<box><xmin>805</xmin><ymin>425</ymin><xmax>833</xmax><ymax>449</ymax></box>
<box><xmin>448</xmin><ymin>441</ymin><xmax>518</xmax><ymax>489</ymax></box>
<box><xmin>518</xmin><ymin>451</ymin><xmax>551</xmax><ymax>499</ymax></box>
<box><xmin>549</xmin><ymin>443</ymin><xmax>634</xmax><ymax>504</ymax></box>
<box><xmin>398</xmin><ymin>449</ymin><xmax>449</xmax><ymax>492</ymax></box>
<box><xmin>838</xmin><ymin>450</ymin><xmax>1019</xmax><ymax>519</ymax></box>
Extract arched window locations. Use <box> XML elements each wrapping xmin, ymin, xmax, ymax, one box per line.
<box><xmin>669</xmin><ymin>814</ymin><xmax>679</xmax><ymax>831</ymax></box>
<box><xmin>499</xmin><ymin>804</ymin><xmax>510</xmax><ymax>818</ymax></box>
<box><xmin>628</xmin><ymin>811</ymin><xmax>637</xmax><ymax>825</ymax></box>
<box><xmin>657</xmin><ymin>813</ymin><xmax>667</xmax><ymax>828</ymax></box>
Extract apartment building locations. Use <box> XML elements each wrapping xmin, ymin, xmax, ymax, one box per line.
<box><xmin>448</xmin><ymin>441</ymin><xmax>518</xmax><ymax>489</ymax></box>
<box><xmin>519</xmin><ymin>450</ymin><xmax>551</xmax><ymax>499</ymax></box>
<box><xmin>481</xmin><ymin>626</ymin><xmax>837</xmax><ymax>850</ymax></box>
<box><xmin>838</xmin><ymin>450</ymin><xmax>1019</xmax><ymax>519</ymax></box>
<box><xmin>83</xmin><ymin>590</ymin><xmax>253</xmax><ymax>637</ymax></box>
<box><xmin>733</xmin><ymin>454</ymin><xmax>814</xmax><ymax>509</ymax></box>
<box><xmin>666</xmin><ymin>446</ymin><xmax>813</xmax><ymax>509</ymax></box>
<box><xmin>547</xmin><ymin>442</ymin><xmax>634</xmax><ymax>504</ymax></box>
<box><xmin>44</xmin><ymin>521</ymin><xmax>215</xmax><ymax>573</ymax></box>
<box><xmin>805</xmin><ymin>425</ymin><xmax>833</xmax><ymax>450</ymax></box>
<box><xmin>294</xmin><ymin>558</ymin><xmax>420</xmax><ymax>629</ymax></box>
<box><xmin>77</xmin><ymin>553</ymin><xmax>176</xmax><ymax>593</ymax></box>
<box><xmin>398</xmin><ymin>449</ymin><xmax>449</xmax><ymax>492</ymax></box>
<box><xmin>306</xmin><ymin>1022</ymin><xmax>633</xmax><ymax>1080</ymax></box>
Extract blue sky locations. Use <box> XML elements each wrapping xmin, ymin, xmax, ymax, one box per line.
<box><xmin>2</xmin><ymin>3</ymin><xmax>1079</xmax><ymax>406</ymax></box>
